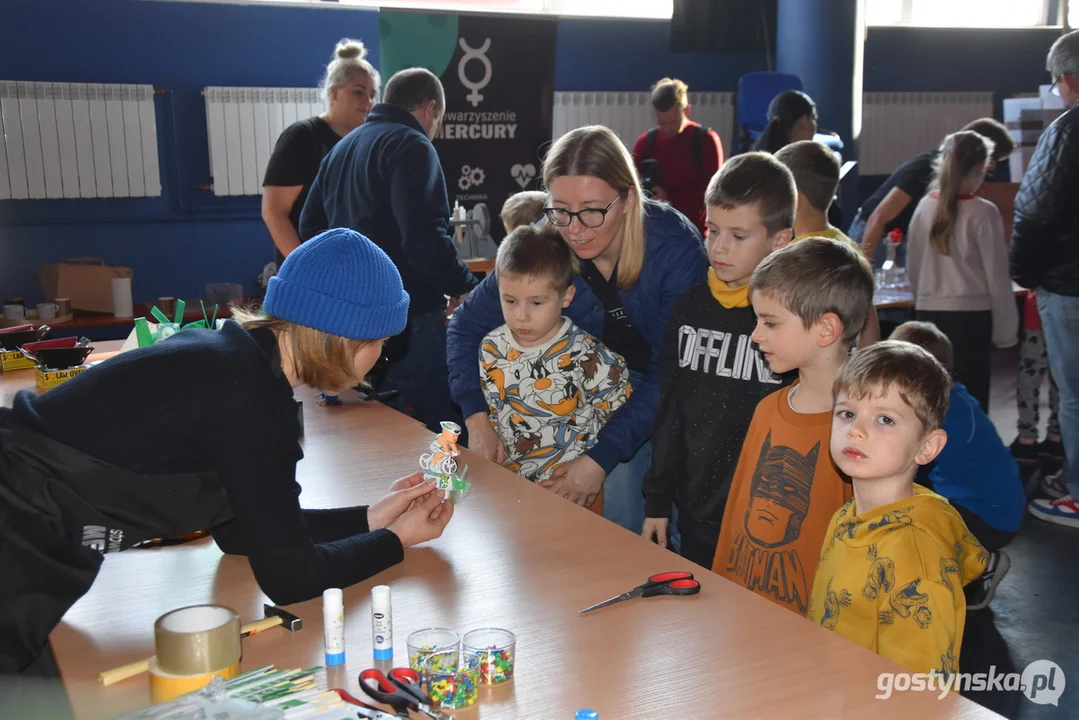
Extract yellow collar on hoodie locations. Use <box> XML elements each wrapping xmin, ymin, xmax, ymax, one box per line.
<box><xmin>707</xmin><ymin>268</ymin><xmax>751</xmax><ymax>308</ymax></box>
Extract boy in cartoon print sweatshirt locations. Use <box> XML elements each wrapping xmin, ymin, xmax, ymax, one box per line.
<box><xmin>807</xmin><ymin>342</ymin><xmax>986</xmax><ymax>676</ymax></box>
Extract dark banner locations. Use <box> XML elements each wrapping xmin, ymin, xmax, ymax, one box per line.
<box><xmin>380</xmin><ymin>11</ymin><xmax>556</xmax><ymax>242</ymax></box>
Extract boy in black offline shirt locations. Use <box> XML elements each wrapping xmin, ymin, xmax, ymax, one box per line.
<box><xmin>642</xmin><ymin>153</ymin><xmax>797</xmax><ymax>566</ymax></box>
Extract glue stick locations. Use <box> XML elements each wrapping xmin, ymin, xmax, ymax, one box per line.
<box><xmin>371</xmin><ymin>585</ymin><xmax>393</xmax><ymax>661</ymax></box>
<box><xmin>323</xmin><ymin>588</ymin><xmax>345</xmax><ymax>666</ymax></box>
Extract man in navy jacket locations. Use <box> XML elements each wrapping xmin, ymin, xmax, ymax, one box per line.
<box><xmin>301</xmin><ymin>68</ymin><xmax>476</xmax><ymax>433</ymax></box>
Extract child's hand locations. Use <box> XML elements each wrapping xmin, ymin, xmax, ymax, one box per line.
<box><xmin>464</xmin><ymin>412</ymin><xmax>507</xmax><ymax>465</ymax></box>
<box><xmin>641</xmin><ymin>517</ymin><xmax>669</xmax><ymax>548</ymax></box>
<box><xmin>541</xmin><ymin>455</ymin><xmax>604</xmax><ymax>507</ymax></box>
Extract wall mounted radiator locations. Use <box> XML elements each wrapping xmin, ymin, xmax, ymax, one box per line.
<box><xmin>553</xmin><ymin>91</ymin><xmax>737</xmax><ymax>159</ymax></box>
<box><xmin>0</xmin><ymin>81</ymin><xmax>161</xmax><ymax>200</ymax></box>
<box><xmin>203</xmin><ymin>86</ymin><xmax>323</xmax><ymax>196</ymax></box>
<box><xmin>552</xmin><ymin>91</ymin><xmax>995</xmax><ymax>176</ymax></box>
<box><xmin>859</xmin><ymin>92</ymin><xmax>995</xmax><ymax>175</ymax></box>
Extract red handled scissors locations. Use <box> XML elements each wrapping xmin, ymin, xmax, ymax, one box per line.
<box><xmin>359</xmin><ymin>667</ymin><xmax>449</xmax><ymax>720</ymax></box>
<box><xmin>578</xmin><ymin>571</ymin><xmax>701</xmax><ymax>615</ymax></box>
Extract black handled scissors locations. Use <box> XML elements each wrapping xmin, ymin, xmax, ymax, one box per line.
<box><xmin>359</xmin><ymin>667</ymin><xmax>449</xmax><ymax>720</ymax></box>
<box><xmin>333</xmin><ymin>688</ymin><xmax>401</xmax><ymax>720</ymax></box>
<box><xmin>578</xmin><ymin>571</ymin><xmax>701</xmax><ymax>615</ymax></box>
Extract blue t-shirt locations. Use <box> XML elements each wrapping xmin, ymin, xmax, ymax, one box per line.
<box><xmin>927</xmin><ymin>383</ymin><xmax>1025</xmax><ymax>532</ymax></box>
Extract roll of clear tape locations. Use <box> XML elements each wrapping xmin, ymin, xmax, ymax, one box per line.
<box><xmin>147</xmin><ymin>605</ymin><xmax>242</xmax><ymax>702</ymax></box>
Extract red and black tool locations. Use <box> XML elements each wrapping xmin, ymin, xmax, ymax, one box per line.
<box><xmin>578</xmin><ymin>571</ymin><xmax>701</xmax><ymax>615</ymax></box>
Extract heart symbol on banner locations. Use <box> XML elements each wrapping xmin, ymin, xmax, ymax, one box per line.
<box><xmin>511</xmin><ymin>163</ymin><xmax>537</xmax><ymax>189</ymax></box>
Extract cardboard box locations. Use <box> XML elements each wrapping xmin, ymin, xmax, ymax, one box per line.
<box><xmin>37</xmin><ymin>257</ymin><xmax>134</xmax><ymax>313</ymax></box>
<box><xmin>35</xmin><ymin>365</ymin><xmax>87</xmax><ymax>391</ymax></box>
<box><xmin>1</xmin><ymin>350</ymin><xmax>36</xmax><ymax>372</ymax></box>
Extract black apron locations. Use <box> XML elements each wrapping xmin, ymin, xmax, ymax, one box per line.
<box><xmin>0</xmin><ymin>421</ymin><xmax>232</xmax><ymax>674</ymax></box>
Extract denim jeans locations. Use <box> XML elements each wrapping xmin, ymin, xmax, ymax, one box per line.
<box><xmin>601</xmin><ymin>370</ymin><xmax>651</xmax><ymax>533</ymax></box>
<box><xmin>383</xmin><ymin>310</ymin><xmax>463</xmax><ymax>436</ymax></box>
<box><xmin>1036</xmin><ymin>290</ymin><xmax>1079</xmax><ymax>496</ymax></box>
<box><xmin>847</xmin><ymin>213</ymin><xmax>906</xmax><ymax>269</ymax></box>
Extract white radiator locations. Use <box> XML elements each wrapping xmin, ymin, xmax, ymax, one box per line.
<box><xmin>860</xmin><ymin>92</ymin><xmax>995</xmax><ymax>175</ymax></box>
<box><xmin>553</xmin><ymin>91</ymin><xmax>736</xmax><ymax>159</ymax></box>
<box><xmin>204</xmin><ymin>86</ymin><xmax>322</xmax><ymax>196</ymax></box>
<box><xmin>0</xmin><ymin>81</ymin><xmax>161</xmax><ymax>200</ymax></box>
<box><xmin>553</xmin><ymin>91</ymin><xmax>996</xmax><ymax>178</ymax></box>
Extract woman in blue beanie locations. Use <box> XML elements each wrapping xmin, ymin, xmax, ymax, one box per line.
<box><xmin>0</xmin><ymin>228</ymin><xmax>454</xmax><ymax>675</ymax></box>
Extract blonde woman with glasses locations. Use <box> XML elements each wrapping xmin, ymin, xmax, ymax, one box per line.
<box><xmin>447</xmin><ymin>125</ymin><xmax>707</xmax><ymax>533</ymax></box>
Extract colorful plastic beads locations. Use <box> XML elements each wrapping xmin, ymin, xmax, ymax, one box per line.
<box><xmin>408</xmin><ymin>644</ymin><xmax>436</xmax><ymax>674</ymax></box>
<box><xmin>463</xmin><ymin>628</ymin><xmax>516</xmax><ymax>685</ymax></box>
<box><xmin>424</xmin><ymin>650</ymin><xmax>480</xmax><ymax>710</ymax></box>
<box><xmin>476</xmin><ymin>646</ymin><xmax>515</xmax><ymax>684</ymax></box>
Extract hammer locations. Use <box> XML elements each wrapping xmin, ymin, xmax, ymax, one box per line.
<box><xmin>98</xmin><ymin>604</ymin><xmax>302</xmax><ymax>686</ymax></box>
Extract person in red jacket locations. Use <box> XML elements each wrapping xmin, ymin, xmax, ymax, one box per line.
<box><xmin>632</xmin><ymin>78</ymin><xmax>723</xmax><ymax>234</ymax></box>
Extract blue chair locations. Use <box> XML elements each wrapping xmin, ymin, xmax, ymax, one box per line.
<box><xmin>736</xmin><ymin>71</ymin><xmax>803</xmax><ymax>152</ymax></box>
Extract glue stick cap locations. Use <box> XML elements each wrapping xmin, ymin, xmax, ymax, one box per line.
<box><xmin>575</xmin><ymin>711</ymin><xmax>599</xmax><ymax>720</ymax></box>
<box><xmin>324</xmin><ymin>587</ymin><xmax>343</xmax><ymax>608</ymax></box>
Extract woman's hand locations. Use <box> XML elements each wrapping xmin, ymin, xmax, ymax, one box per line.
<box><xmin>465</xmin><ymin>412</ymin><xmax>507</xmax><ymax>464</ymax></box>
<box><xmin>367</xmin><ymin>472</ymin><xmax>438</xmax><ymax>530</ymax></box>
<box><xmin>387</xmin><ymin>491</ymin><xmax>456</xmax><ymax>548</ymax></box>
<box><xmin>539</xmin><ymin>455</ymin><xmax>605</xmax><ymax>508</ymax></box>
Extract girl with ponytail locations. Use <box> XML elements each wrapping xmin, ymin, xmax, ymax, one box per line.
<box><xmin>907</xmin><ymin>131</ymin><xmax>1018</xmax><ymax>411</ymax></box>
<box><xmin>753</xmin><ymin>90</ymin><xmax>817</xmax><ymax>154</ymax></box>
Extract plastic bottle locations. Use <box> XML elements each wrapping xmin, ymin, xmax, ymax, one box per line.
<box><xmin>371</xmin><ymin>585</ymin><xmax>393</xmax><ymax>661</ymax></box>
<box><xmin>323</xmin><ymin>588</ymin><xmax>345</xmax><ymax>666</ymax></box>
<box><xmin>883</xmin><ymin>228</ymin><xmax>903</xmax><ymax>288</ymax></box>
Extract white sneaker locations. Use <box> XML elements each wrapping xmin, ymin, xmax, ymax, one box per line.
<box><xmin>1041</xmin><ymin>471</ymin><xmax>1069</xmax><ymax>499</ymax></box>
<box><xmin>1028</xmin><ymin>495</ymin><xmax>1079</xmax><ymax>528</ymax></box>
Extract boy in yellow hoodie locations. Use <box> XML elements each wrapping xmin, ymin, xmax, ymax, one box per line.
<box><xmin>807</xmin><ymin>341</ymin><xmax>988</xmax><ymax>677</ymax></box>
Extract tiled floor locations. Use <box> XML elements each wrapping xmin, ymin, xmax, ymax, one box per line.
<box><xmin>962</xmin><ymin>347</ymin><xmax>1078</xmax><ymax>719</ymax></box>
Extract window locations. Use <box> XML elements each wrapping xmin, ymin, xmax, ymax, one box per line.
<box><xmin>175</xmin><ymin>0</ymin><xmax>673</xmax><ymax>20</ymax></box>
<box><xmin>866</xmin><ymin>0</ymin><xmax>1055</xmax><ymax>28</ymax></box>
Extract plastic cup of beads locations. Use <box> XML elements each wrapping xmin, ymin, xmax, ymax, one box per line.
<box><xmin>406</xmin><ymin>628</ymin><xmax>461</xmax><ymax>676</ymax></box>
<box><xmin>423</xmin><ymin>650</ymin><xmax>480</xmax><ymax>710</ymax></box>
<box><xmin>462</xmin><ymin>628</ymin><xmax>516</xmax><ymax>685</ymax></box>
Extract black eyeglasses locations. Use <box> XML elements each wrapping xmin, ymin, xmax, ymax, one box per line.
<box><xmin>542</xmin><ymin>196</ymin><xmax>621</xmax><ymax>228</ymax></box>
<box><xmin>1052</xmin><ymin>75</ymin><xmax>1062</xmax><ymax>97</ymax></box>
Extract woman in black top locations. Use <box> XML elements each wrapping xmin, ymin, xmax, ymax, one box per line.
<box><xmin>0</xmin><ymin>229</ymin><xmax>454</xmax><ymax>674</ymax></box>
<box><xmin>262</xmin><ymin>39</ymin><xmax>379</xmax><ymax>264</ymax></box>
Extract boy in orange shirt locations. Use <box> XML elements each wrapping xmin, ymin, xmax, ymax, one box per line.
<box><xmin>712</xmin><ymin>238</ymin><xmax>874</xmax><ymax>615</ymax></box>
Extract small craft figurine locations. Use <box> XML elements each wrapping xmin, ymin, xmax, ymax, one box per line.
<box><xmin>419</xmin><ymin>421</ymin><xmax>471</xmax><ymax>502</ymax></box>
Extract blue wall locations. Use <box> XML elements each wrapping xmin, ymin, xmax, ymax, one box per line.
<box><xmin>0</xmin><ymin>0</ymin><xmax>1063</xmax><ymax>304</ymax></box>
<box><xmin>554</xmin><ymin>18</ymin><xmax>765</xmax><ymax>92</ymax></box>
<box><xmin>0</xmin><ymin>0</ymin><xmax>380</xmax><ymax>305</ymax></box>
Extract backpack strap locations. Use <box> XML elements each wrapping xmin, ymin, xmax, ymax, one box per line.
<box><xmin>690</xmin><ymin>125</ymin><xmax>711</xmax><ymax>171</ymax></box>
<box><xmin>642</xmin><ymin>128</ymin><xmax>659</xmax><ymax>160</ymax></box>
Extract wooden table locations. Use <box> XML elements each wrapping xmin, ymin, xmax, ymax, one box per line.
<box><xmin>875</xmin><ymin>282</ymin><xmax>1027</xmax><ymax>311</ymax></box>
<box><xmin>464</xmin><ymin>257</ymin><xmax>495</xmax><ymax>275</ymax></box>
<box><xmin>0</xmin><ymin>352</ymin><xmax>996</xmax><ymax>719</ymax></box>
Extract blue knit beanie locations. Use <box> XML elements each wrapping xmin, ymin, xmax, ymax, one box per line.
<box><xmin>263</xmin><ymin>228</ymin><xmax>410</xmax><ymax>339</ymax></box>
